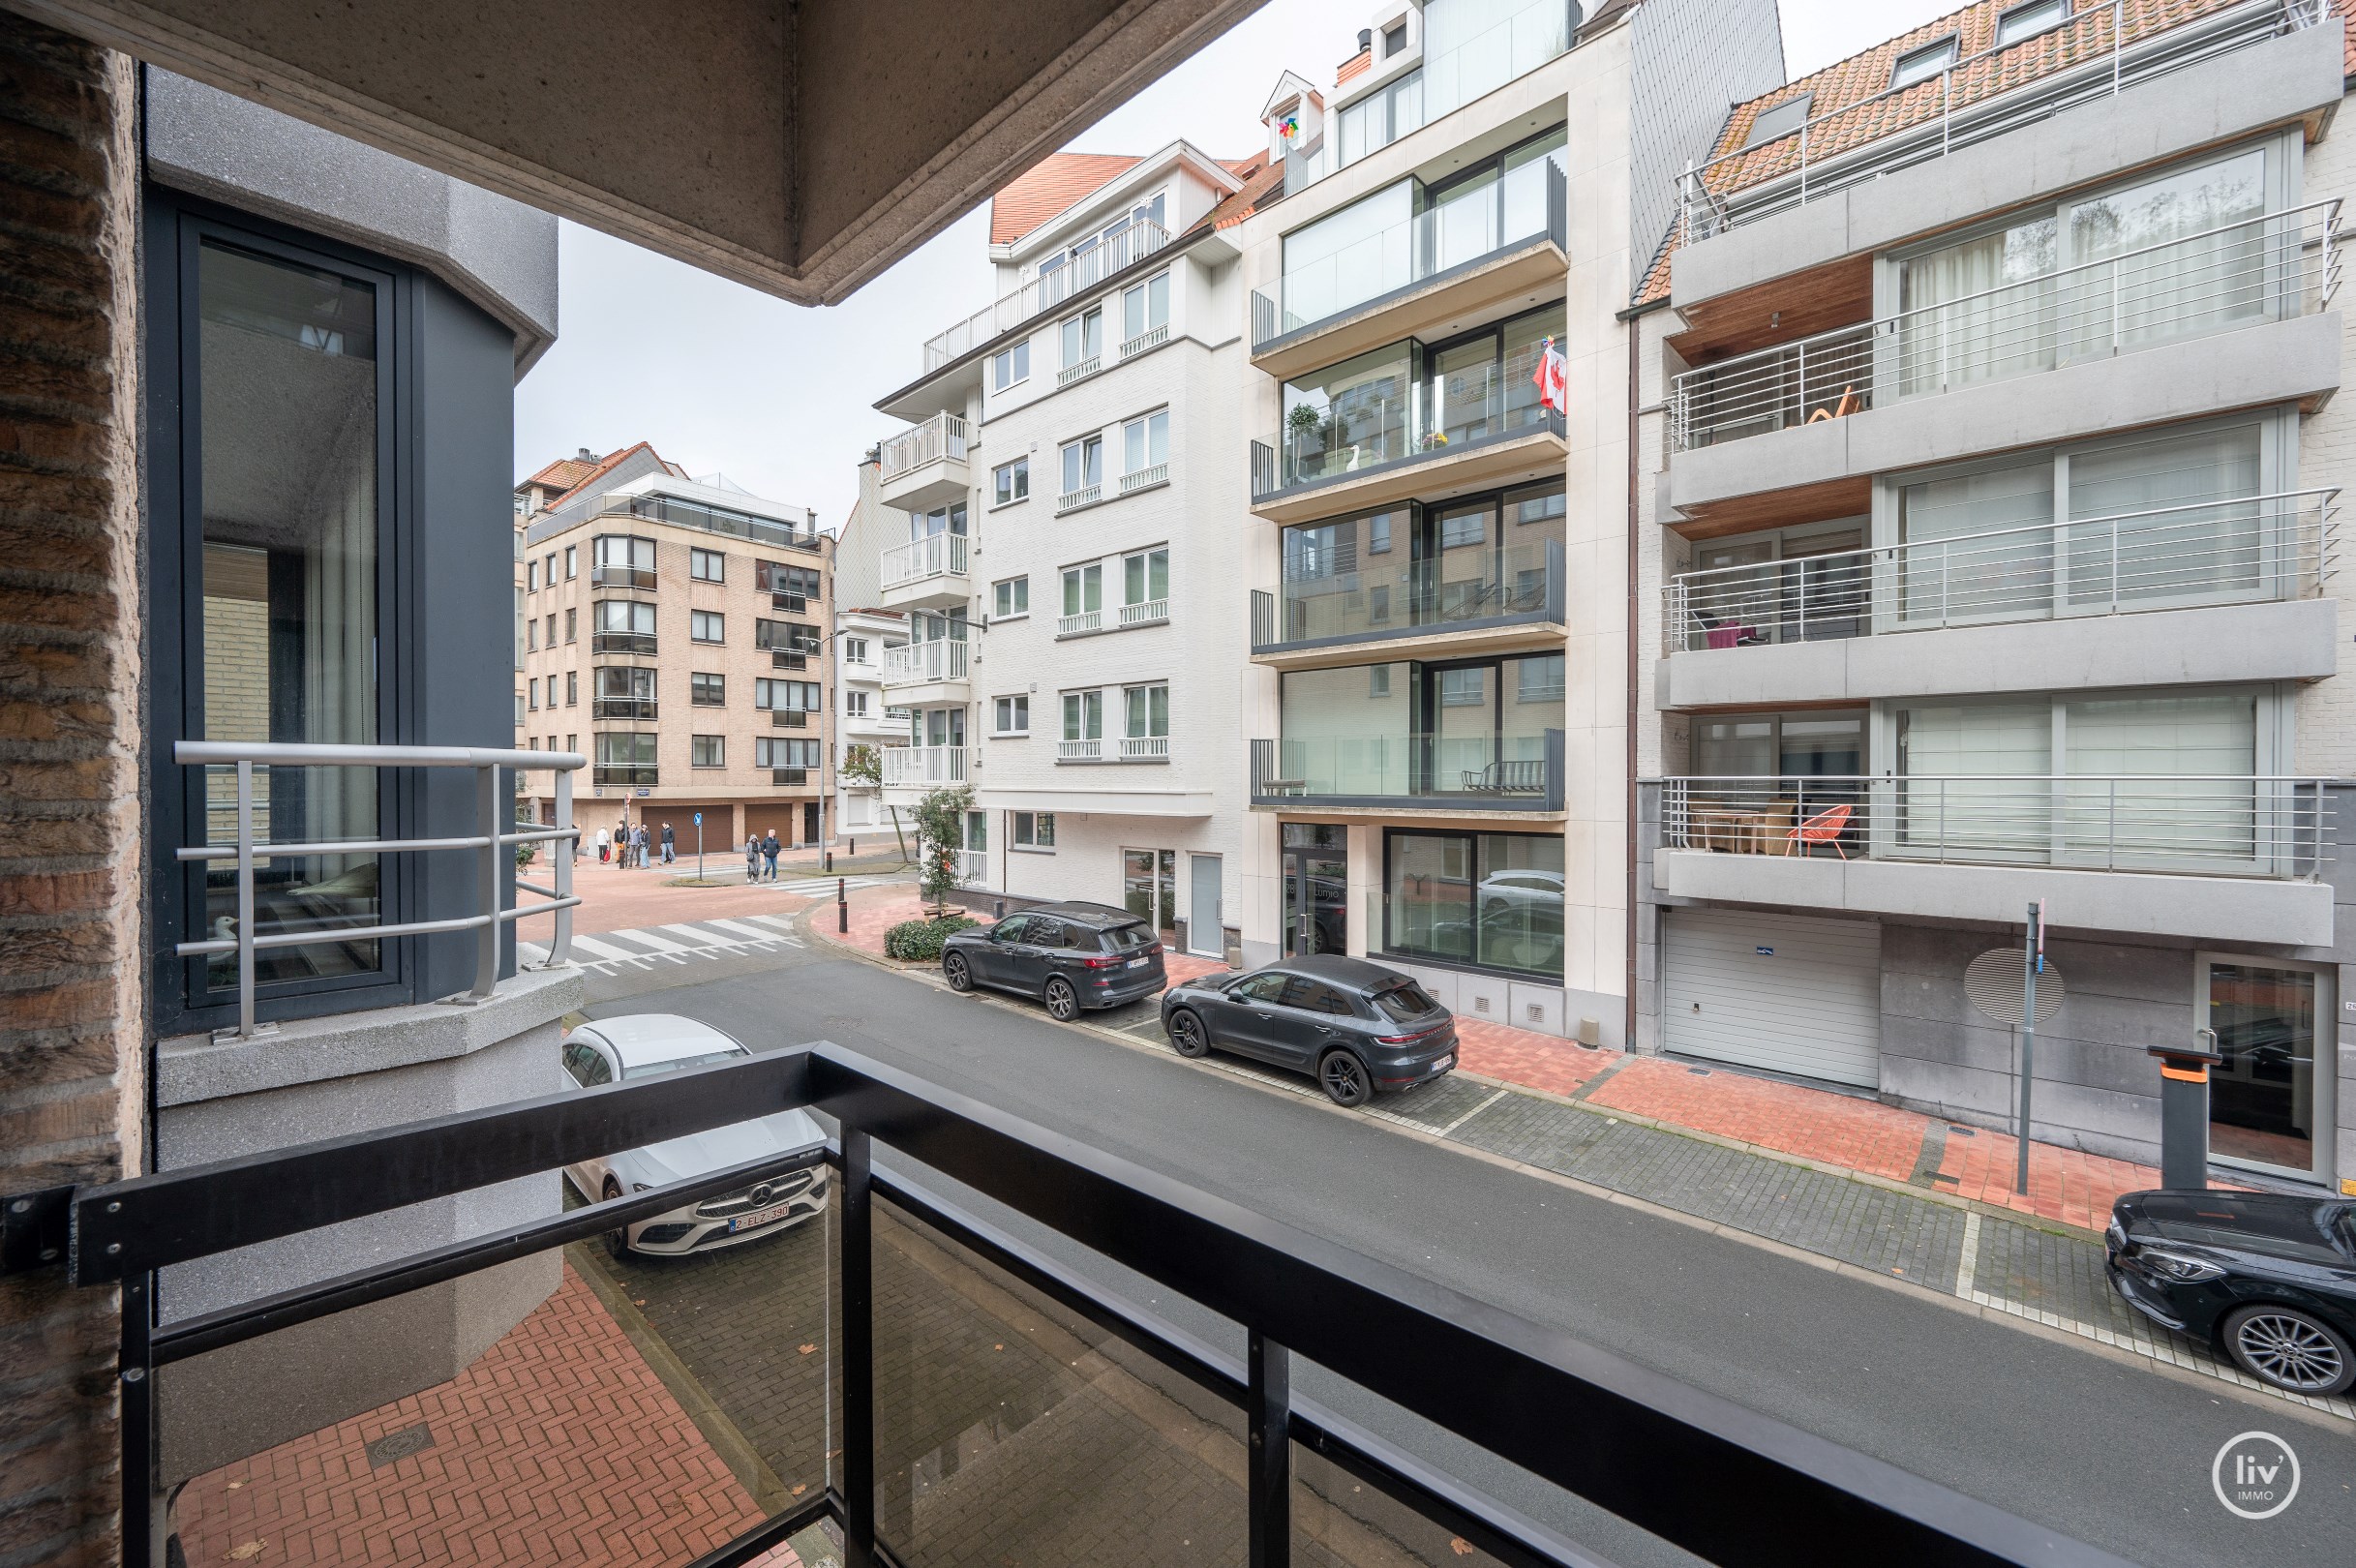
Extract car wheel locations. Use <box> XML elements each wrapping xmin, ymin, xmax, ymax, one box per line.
<box><xmin>944</xmin><ymin>950</ymin><xmax>972</xmax><ymax>992</ymax></box>
<box><xmin>2222</xmin><ymin>1303</ymin><xmax>2356</xmax><ymax>1396</ymax></box>
<box><xmin>1318</xmin><ymin>1050</ymin><xmax>1372</xmax><ymax>1107</ymax></box>
<box><xmin>602</xmin><ymin>1176</ymin><xmax>631</xmax><ymax>1260</ymax></box>
<box><xmin>1167</xmin><ymin>1009</ymin><xmax>1210</xmax><ymax>1058</ymax></box>
<box><xmin>1043</xmin><ymin>976</ymin><xmax>1079</xmax><ymax>1021</ymax></box>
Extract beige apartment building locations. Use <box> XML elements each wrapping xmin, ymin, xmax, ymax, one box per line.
<box><xmin>515</xmin><ymin>445</ymin><xmax>834</xmax><ymax>855</ymax></box>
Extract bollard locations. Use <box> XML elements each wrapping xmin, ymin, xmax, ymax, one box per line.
<box><xmin>826</xmin><ymin>850</ymin><xmax>833</xmax><ymax>871</ymax></box>
<box><xmin>837</xmin><ymin>876</ymin><xmax>849</xmax><ymax>934</ymax></box>
<box><xmin>2147</xmin><ymin>1035</ymin><xmax>2221</xmax><ymax>1189</ymax></box>
<box><xmin>849</xmin><ymin>837</ymin><xmax>857</xmax><ymax>857</ymax></box>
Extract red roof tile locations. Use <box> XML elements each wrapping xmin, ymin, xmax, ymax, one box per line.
<box><xmin>1337</xmin><ymin>48</ymin><xmax>1373</xmax><ymax>88</ymax></box>
<box><xmin>989</xmin><ymin>153</ymin><xmax>1145</xmax><ymax>246</ymax></box>
<box><xmin>538</xmin><ymin>441</ymin><xmax>683</xmax><ymax>512</ymax></box>
<box><xmin>1635</xmin><ymin>0</ymin><xmax>2349</xmax><ymax>307</ymax></box>
<box><xmin>1205</xmin><ymin>151</ymin><xmax>1284</xmax><ymax>231</ymax></box>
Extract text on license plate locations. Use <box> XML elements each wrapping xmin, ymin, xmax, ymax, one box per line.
<box><xmin>1432</xmin><ymin>1055</ymin><xmax>1453</xmax><ymax>1072</ymax></box>
<box><xmin>1126</xmin><ymin>955</ymin><xmax>1150</xmax><ymax>968</ymax></box>
<box><xmin>731</xmin><ymin>1202</ymin><xmax>795</xmax><ymax>1232</ymax></box>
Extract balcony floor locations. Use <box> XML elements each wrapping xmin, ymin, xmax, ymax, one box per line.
<box><xmin>1254</xmin><ymin>615</ymin><xmax>1566</xmax><ymax>672</ymax></box>
<box><xmin>1254</xmin><ymin>419</ymin><xmax>1567</xmax><ymax>527</ymax></box>
<box><xmin>1253</xmin><ymin>235</ymin><xmax>1568</xmax><ymax>383</ymax></box>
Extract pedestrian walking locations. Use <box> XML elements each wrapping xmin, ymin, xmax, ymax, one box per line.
<box><xmin>633</xmin><ymin>823</ymin><xmax>649</xmax><ymax>869</ymax></box>
<box><xmin>594</xmin><ymin>826</ymin><xmax>610</xmax><ymax>864</ymax></box>
<box><xmin>660</xmin><ymin>821</ymin><xmax>676</xmax><ymax>865</ymax></box>
<box><xmin>743</xmin><ymin>834</ymin><xmax>761</xmax><ymax>884</ymax></box>
<box><xmin>762</xmin><ymin>829</ymin><xmax>780</xmax><ymax>882</ymax></box>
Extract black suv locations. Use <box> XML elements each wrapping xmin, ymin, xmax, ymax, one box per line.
<box><xmin>943</xmin><ymin>901</ymin><xmax>1166</xmax><ymax>1019</ymax></box>
<box><xmin>1159</xmin><ymin>953</ymin><xmax>1457</xmax><ymax>1106</ymax></box>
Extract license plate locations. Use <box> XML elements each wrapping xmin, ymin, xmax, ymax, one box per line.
<box><xmin>1431</xmin><ymin>1055</ymin><xmax>1453</xmax><ymax>1073</ymax></box>
<box><xmin>730</xmin><ymin>1202</ymin><xmax>794</xmax><ymax>1232</ymax></box>
<box><xmin>1126</xmin><ymin>955</ymin><xmax>1150</xmax><ymax>968</ymax></box>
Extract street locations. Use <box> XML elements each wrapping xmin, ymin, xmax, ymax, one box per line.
<box><xmin>574</xmin><ymin>914</ymin><xmax>2356</xmax><ymax>1568</ymax></box>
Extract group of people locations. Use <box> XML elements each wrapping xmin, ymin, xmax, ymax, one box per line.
<box><xmin>591</xmin><ymin>819</ymin><xmax>677</xmax><ymax>868</ymax></box>
<box><xmin>744</xmin><ymin>830</ymin><xmax>783</xmax><ymax>882</ymax></box>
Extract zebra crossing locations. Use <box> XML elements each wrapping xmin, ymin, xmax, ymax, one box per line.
<box><xmin>522</xmin><ymin>912</ymin><xmax>804</xmax><ymax>975</ymax></box>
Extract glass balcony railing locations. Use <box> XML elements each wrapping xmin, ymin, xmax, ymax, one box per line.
<box><xmin>590</xmin><ymin>763</ymin><xmax>658</xmax><ymax>788</ymax></box>
<box><xmin>1254</xmin><ymin>362</ymin><xmax>1563</xmax><ymax>498</ymax></box>
<box><xmin>1253</xmin><ymin>160</ymin><xmax>1564</xmax><ymax>347</ymax></box>
<box><xmin>1669</xmin><ymin>202</ymin><xmax>2341</xmax><ymax>451</ymax></box>
<box><xmin>1309</xmin><ymin>0</ymin><xmax>1574</xmax><ymax>189</ymax></box>
<box><xmin>619</xmin><ymin>493</ymin><xmax>822</xmax><ymax>552</ymax></box>
<box><xmin>589</xmin><ymin>630</ymin><xmax>656</xmax><ymax>656</ymax></box>
<box><xmin>590</xmin><ymin>696</ymin><xmax>657</xmax><ymax>720</ymax></box>
<box><xmin>1251</xmin><ymin>729</ymin><xmax>1565</xmax><ymax>809</ymax></box>
<box><xmin>1255</xmin><ymin>538</ymin><xmax>1564</xmax><ymax>650</ymax></box>
<box><xmin>37</xmin><ymin>1042</ymin><xmax>2110</xmax><ymax>1568</ymax></box>
<box><xmin>1663</xmin><ymin>490</ymin><xmax>2339</xmax><ymax>652</ymax></box>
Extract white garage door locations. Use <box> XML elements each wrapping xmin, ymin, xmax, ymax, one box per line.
<box><xmin>1663</xmin><ymin>909</ymin><xmax>1882</xmax><ymax>1088</ymax></box>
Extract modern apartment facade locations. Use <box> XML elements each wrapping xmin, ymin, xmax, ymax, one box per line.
<box><xmin>1226</xmin><ymin>0</ymin><xmax>1781</xmax><ymax>1038</ymax></box>
<box><xmin>518</xmin><ymin>459</ymin><xmax>835</xmax><ymax>854</ymax></box>
<box><xmin>1634</xmin><ymin>0</ymin><xmax>2355</xmax><ymax>1190</ymax></box>
<box><xmin>835</xmin><ymin>605</ymin><xmax>910</xmax><ymax>837</ymax></box>
<box><xmin>867</xmin><ymin>137</ymin><xmax>1274</xmax><ymax>951</ymax></box>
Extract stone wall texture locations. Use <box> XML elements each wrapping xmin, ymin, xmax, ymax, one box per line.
<box><xmin>0</xmin><ymin>12</ymin><xmax>141</xmax><ymax>1566</ymax></box>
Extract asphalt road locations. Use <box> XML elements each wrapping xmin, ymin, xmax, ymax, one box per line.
<box><xmin>579</xmin><ymin>933</ymin><xmax>2356</xmax><ymax>1567</ymax></box>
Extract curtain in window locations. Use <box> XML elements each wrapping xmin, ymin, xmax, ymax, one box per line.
<box><xmin>1895</xmin><ymin>216</ymin><xmax>2057</xmax><ymax>394</ymax></box>
<box><xmin>2065</xmin><ymin>424</ymin><xmax>2263</xmax><ymax>609</ymax></box>
<box><xmin>1895</xmin><ymin>460</ymin><xmax>2055</xmax><ymax>623</ymax></box>
<box><xmin>2062</xmin><ymin>692</ymin><xmax>2256</xmax><ymax>864</ymax></box>
<box><xmin>1893</xmin><ymin>702</ymin><xmax>2052</xmax><ymax>859</ymax></box>
<box><xmin>2068</xmin><ymin>150</ymin><xmax>2267</xmax><ymax>356</ymax></box>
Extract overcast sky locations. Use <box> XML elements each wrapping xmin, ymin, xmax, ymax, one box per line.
<box><xmin>514</xmin><ymin>1</ymin><xmax>1965</xmax><ymax>528</ymax></box>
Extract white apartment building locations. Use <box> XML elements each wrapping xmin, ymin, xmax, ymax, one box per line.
<box><xmin>1223</xmin><ymin>0</ymin><xmax>1779</xmax><ymax>1040</ymax></box>
<box><xmin>1635</xmin><ymin>0</ymin><xmax>2354</xmax><ymax>1190</ymax></box>
<box><xmin>835</xmin><ymin>606</ymin><xmax>908</xmax><ymax>839</ymax></box>
<box><xmin>867</xmin><ymin>139</ymin><xmax>1272</xmax><ymax>952</ymax></box>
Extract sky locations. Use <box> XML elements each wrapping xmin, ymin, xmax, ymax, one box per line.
<box><xmin>513</xmin><ymin>0</ymin><xmax>1968</xmax><ymax>528</ymax></box>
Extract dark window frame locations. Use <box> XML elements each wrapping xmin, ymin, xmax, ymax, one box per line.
<box><xmin>1378</xmin><ymin>827</ymin><xmax>1564</xmax><ymax>981</ymax></box>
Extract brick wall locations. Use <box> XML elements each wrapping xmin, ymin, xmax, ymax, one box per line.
<box><xmin>0</xmin><ymin>12</ymin><xmax>142</xmax><ymax>1566</ymax></box>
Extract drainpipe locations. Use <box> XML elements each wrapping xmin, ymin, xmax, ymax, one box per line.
<box><xmin>1623</xmin><ymin>303</ymin><xmax>1645</xmax><ymax>1051</ymax></box>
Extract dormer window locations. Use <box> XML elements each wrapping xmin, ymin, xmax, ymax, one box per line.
<box><xmin>1889</xmin><ymin>36</ymin><xmax>1958</xmax><ymax>89</ymax></box>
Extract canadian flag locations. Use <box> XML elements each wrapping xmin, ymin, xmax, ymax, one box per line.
<box><xmin>1532</xmin><ymin>336</ymin><xmax>1567</xmax><ymax>414</ymax></box>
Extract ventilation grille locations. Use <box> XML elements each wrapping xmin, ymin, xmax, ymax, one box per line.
<box><xmin>1963</xmin><ymin>948</ymin><xmax>2065</xmax><ymax>1026</ymax></box>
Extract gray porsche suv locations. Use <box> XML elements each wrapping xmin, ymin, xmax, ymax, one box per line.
<box><xmin>1159</xmin><ymin>953</ymin><xmax>1457</xmax><ymax>1106</ymax></box>
<box><xmin>943</xmin><ymin>901</ymin><xmax>1166</xmax><ymax>1019</ymax></box>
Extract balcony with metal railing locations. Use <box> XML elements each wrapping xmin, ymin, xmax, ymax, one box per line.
<box><xmin>1675</xmin><ymin>0</ymin><xmax>2334</xmax><ymax>249</ymax></box>
<box><xmin>879</xmin><ymin>531</ymin><xmax>971</xmax><ymax>611</ymax></box>
<box><xmin>172</xmin><ymin>741</ymin><xmax>582</xmax><ymax>1039</ymax></box>
<box><xmin>880</xmin><ymin>638</ymin><xmax>970</xmax><ymax>699</ymax></box>
<box><xmin>590</xmin><ymin>696</ymin><xmax>657</xmax><ymax>721</ymax></box>
<box><xmin>881</xmin><ymin>744</ymin><xmax>967</xmax><ymax>788</ymax></box>
<box><xmin>590</xmin><ymin>763</ymin><xmax>658</xmax><ymax>789</ymax></box>
<box><xmin>1250</xmin><ymin>729</ymin><xmax>1566</xmax><ymax>814</ymax></box>
<box><xmin>589</xmin><ymin>630</ymin><xmax>656</xmax><ymax>656</ymax></box>
<box><xmin>878</xmin><ymin>411</ymin><xmax>971</xmax><ymax>511</ymax></box>
<box><xmin>1651</xmin><ymin>771</ymin><xmax>2336</xmax><ymax>944</ymax></box>
<box><xmin>920</xmin><ymin>217</ymin><xmax>1171</xmax><ymax>373</ymax></box>
<box><xmin>1252</xmin><ymin>159</ymin><xmax>1566</xmax><ymax>380</ymax></box>
<box><xmin>1254</xmin><ymin>538</ymin><xmax>1565</xmax><ymax>668</ymax></box>
<box><xmin>589</xmin><ymin>563</ymin><xmax>655</xmax><ymax>590</ymax></box>
<box><xmin>1669</xmin><ymin>201</ymin><xmax>2342</xmax><ymax>455</ymax></box>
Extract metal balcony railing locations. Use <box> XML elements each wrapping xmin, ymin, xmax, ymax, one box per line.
<box><xmin>878</xmin><ymin>411</ymin><xmax>970</xmax><ymax>480</ymax></box>
<box><xmin>1255</xmin><ymin>538</ymin><xmax>1566</xmax><ymax>651</ymax></box>
<box><xmin>589</xmin><ymin>563</ymin><xmax>655</xmax><ymax>590</ymax></box>
<box><xmin>619</xmin><ymin>494</ymin><xmax>823</xmax><ymax>552</ymax></box>
<box><xmin>590</xmin><ymin>696</ymin><xmax>656</xmax><ymax>720</ymax></box>
<box><xmin>591</xmin><ymin>763</ymin><xmax>658</xmax><ymax>789</ymax></box>
<box><xmin>1670</xmin><ymin>201</ymin><xmax>2341</xmax><ymax>450</ymax></box>
<box><xmin>1658</xmin><ymin>773</ymin><xmax>2332</xmax><ymax>877</ymax></box>
<box><xmin>771</xmin><ymin>590</ymin><xmax>809</xmax><ymax>615</ymax></box>
<box><xmin>26</xmin><ymin>1043</ymin><xmax>2130</xmax><ymax>1568</ymax></box>
<box><xmin>882</xmin><ymin>531</ymin><xmax>969</xmax><ymax>588</ymax></box>
<box><xmin>881</xmin><ymin>639</ymin><xmax>969</xmax><ymax>686</ymax></box>
<box><xmin>1676</xmin><ymin>0</ymin><xmax>2332</xmax><ymax>243</ymax></box>
<box><xmin>770</xmin><ymin>766</ymin><xmax>809</xmax><ymax>786</ymax></box>
<box><xmin>771</xmin><ymin>648</ymin><xmax>810</xmax><ymax>670</ymax></box>
<box><xmin>921</xmin><ymin>217</ymin><xmax>1171</xmax><ymax>371</ymax></box>
<box><xmin>1251</xmin><ymin>729</ymin><xmax>1566</xmax><ymax>810</ymax></box>
<box><xmin>1253</xmin><ymin>160</ymin><xmax>1566</xmax><ymax>347</ymax></box>
<box><xmin>171</xmin><ymin>740</ymin><xmax>582</xmax><ymax>1038</ymax></box>
<box><xmin>770</xmin><ymin>709</ymin><xmax>809</xmax><ymax>728</ymax></box>
<box><xmin>589</xmin><ymin>630</ymin><xmax>656</xmax><ymax>656</ymax></box>
<box><xmin>880</xmin><ymin>744</ymin><xmax>966</xmax><ymax>786</ymax></box>
<box><xmin>1664</xmin><ymin>490</ymin><xmax>2341</xmax><ymax>652</ymax></box>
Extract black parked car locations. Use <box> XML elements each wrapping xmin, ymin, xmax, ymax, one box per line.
<box><xmin>2106</xmin><ymin>1189</ymin><xmax>2356</xmax><ymax>1395</ymax></box>
<box><xmin>943</xmin><ymin>901</ymin><xmax>1165</xmax><ymax>1020</ymax></box>
<box><xmin>1159</xmin><ymin>953</ymin><xmax>1457</xmax><ymax>1107</ymax></box>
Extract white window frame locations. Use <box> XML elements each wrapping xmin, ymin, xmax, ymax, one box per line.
<box><xmin>993</xmin><ymin>575</ymin><xmax>1030</xmax><ymax>619</ymax></box>
<box><xmin>993</xmin><ymin>455</ymin><xmax>1030</xmax><ymax>507</ymax></box>
<box><xmin>990</xmin><ymin>339</ymin><xmax>1030</xmax><ymax>391</ymax></box>
<box><xmin>993</xmin><ymin>693</ymin><xmax>1031</xmax><ymax>736</ymax></box>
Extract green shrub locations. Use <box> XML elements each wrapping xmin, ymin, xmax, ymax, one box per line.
<box><xmin>885</xmin><ymin>915</ymin><xmax>976</xmax><ymax>962</ymax></box>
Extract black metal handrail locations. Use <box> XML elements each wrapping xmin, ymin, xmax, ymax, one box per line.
<box><xmin>40</xmin><ymin>1045</ymin><xmax>2130</xmax><ymax>1568</ymax></box>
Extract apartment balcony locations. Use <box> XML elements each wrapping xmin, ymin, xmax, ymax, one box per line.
<box><xmin>770</xmin><ymin>766</ymin><xmax>810</xmax><ymax>786</ymax></box>
<box><xmin>880</xmin><ymin>639</ymin><xmax>970</xmax><ymax>709</ymax></box>
<box><xmin>1651</xmin><ymin>773</ymin><xmax>2335</xmax><ymax>946</ymax></box>
<box><xmin>920</xmin><ymin>216</ymin><xmax>1170</xmax><ymax>372</ymax></box>
<box><xmin>770</xmin><ymin>648</ymin><xmax>813</xmax><ymax>671</ymax></box>
<box><xmin>1666</xmin><ymin>203</ymin><xmax>2341</xmax><ymax>521</ymax></box>
<box><xmin>1659</xmin><ymin>491</ymin><xmax>2341</xmax><ymax>707</ymax></box>
<box><xmin>1254</xmin><ymin>539</ymin><xmax>1565</xmax><ymax>671</ymax></box>
<box><xmin>1055</xmin><ymin>735</ymin><xmax>1169</xmax><ymax>765</ymax></box>
<box><xmin>1252</xmin><ymin>407</ymin><xmax>1566</xmax><ymax>527</ymax></box>
<box><xmin>880</xmin><ymin>744</ymin><xmax>967</xmax><ymax>789</ymax></box>
<box><xmin>768</xmin><ymin>709</ymin><xmax>810</xmax><ymax>728</ymax></box>
<box><xmin>589</xmin><ymin>630</ymin><xmax>656</xmax><ymax>656</ymax></box>
<box><xmin>1250</xmin><ymin>730</ymin><xmax>1565</xmax><ymax>817</ymax></box>
<box><xmin>878</xmin><ymin>411</ymin><xmax>971</xmax><ymax>512</ymax></box>
<box><xmin>1252</xmin><ymin>161</ymin><xmax>1565</xmax><ymax>381</ymax></box>
<box><xmin>589</xmin><ymin>563</ymin><xmax>655</xmax><ymax>591</ymax></box>
<box><xmin>951</xmin><ymin>847</ymin><xmax>987</xmax><ymax>887</ymax></box>
<box><xmin>770</xmin><ymin>589</ymin><xmax>810</xmax><ymax>615</ymax></box>
<box><xmin>589</xmin><ymin>697</ymin><xmax>656</xmax><ymax>721</ymax></box>
<box><xmin>879</xmin><ymin>531</ymin><xmax>971</xmax><ymax>611</ymax></box>
<box><xmin>591</xmin><ymin>764</ymin><xmax>659</xmax><ymax>789</ymax></box>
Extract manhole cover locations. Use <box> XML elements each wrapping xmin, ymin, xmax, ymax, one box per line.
<box><xmin>364</xmin><ymin>1423</ymin><xmax>435</xmax><ymax>1468</ymax></box>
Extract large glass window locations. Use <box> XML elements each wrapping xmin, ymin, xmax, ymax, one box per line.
<box><xmin>1383</xmin><ymin>829</ymin><xmax>1562</xmax><ymax>979</ymax></box>
<box><xmin>1121</xmin><ymin>273</ymin><xmax>1170</xmax><ymax>345</ymax></box>
<box><xmin>194</xmin><ymin>239</ymin><xmax>383</xmax><ymax>995</ymax></box>
<box><xmin>1277</xmin><ymin>652</ymin><xmax>1562</xmax><ymax>799</ymax></box>
<box><xmin>1282</xmin><ymin>342</ymin><xmax>1415</xmax><ymax>484</ymax></box>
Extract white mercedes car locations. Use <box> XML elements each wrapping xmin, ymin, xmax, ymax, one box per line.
<box><xmin>557</xmin><ymin>1014</ymin><xmax>829</xmax><ymax>1257</ymax></box>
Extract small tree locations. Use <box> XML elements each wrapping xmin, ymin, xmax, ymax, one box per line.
<box><xmin>912</xmin><ymin>782</ymin><xmax>974</xmax><ymax>914</ymax></box>
<box><xmin>842</xmin><ymin>742</ymin><xmax>882</xmax><ymax>788</ymax></box>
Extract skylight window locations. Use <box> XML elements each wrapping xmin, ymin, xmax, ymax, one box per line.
<box><xmin>1997</xmin><ymin>0</ymin><xmax>2069</xmax><ymax>47</ymax></box>
<box><xmin>1890</xmin><ymin>36</ymin><xmax>1959</xmax><ymax>89</ymax></box>
<box><xmin>1743</xmin><ymin>94</ymin><xmax>1811</xmax><ymax>149</ymax></box>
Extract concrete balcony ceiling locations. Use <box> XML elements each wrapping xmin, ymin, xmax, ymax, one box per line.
<box><xmin>23</xmin><ymin>0</ymin><xmax>1258</xmax><ymax>303</ymax></box>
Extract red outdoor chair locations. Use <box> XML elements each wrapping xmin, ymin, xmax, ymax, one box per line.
<box><xmin>1787</xmin><ymin>801</ymin><xmax>1853</xmax><ymax>859</ymax></box>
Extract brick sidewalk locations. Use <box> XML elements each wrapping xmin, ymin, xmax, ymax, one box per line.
<box><xmin>515</xmin><ymin>855</ymin><xmax>884</xmax><ymax>938</ymax></box>
<box><xmin>177</xmin><ymin>1263</ymin><xmax>800</xmax><ymax>1567</ymax></box>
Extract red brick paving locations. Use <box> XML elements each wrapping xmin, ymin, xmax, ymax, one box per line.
<box><xmin>1448</xmin><ymin>1020</ymin><xmax>1623</xmax><ymax>1098</ymax></box>
<box><xmin>515</xmin><ymin>856</ymin><xmax>831</xmax><ymax>938</ymax></box>
<box><xmin>1586</xmin><ymin>1058</ymin><xmax>1930</xmax><ymax>1185</ymax></box>
<box><xmin>176</xmin><ymin>1264</ymin><xmax>800</xmax><ymax>1568</ymax></box>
